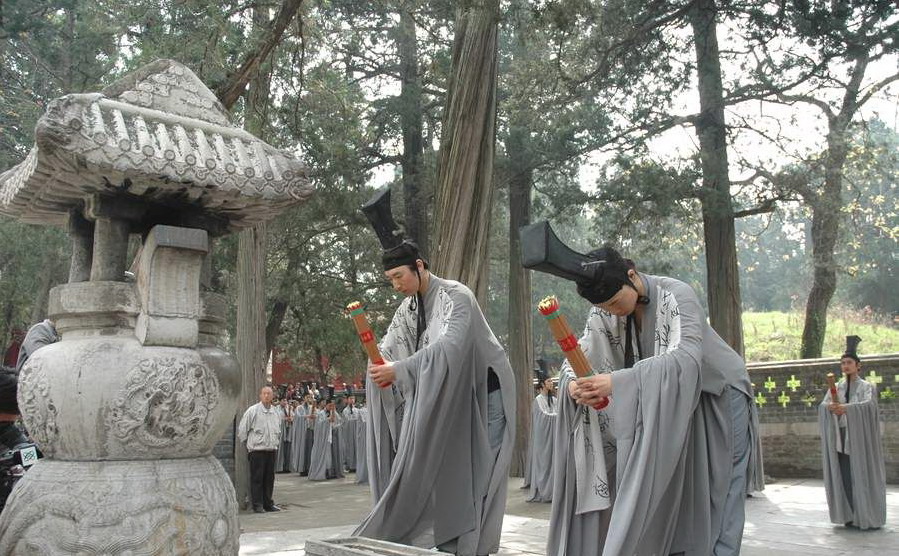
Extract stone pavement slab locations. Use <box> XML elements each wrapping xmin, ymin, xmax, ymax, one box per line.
<box><xmin>239</xmin><ymin>473</ymin><xmax>898</xmax><ymax>555</ymax></box>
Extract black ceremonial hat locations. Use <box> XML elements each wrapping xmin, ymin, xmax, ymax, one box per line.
<box><xmin>842</xmin><ymin>335</ymin><xmax>862</xmax><ymax>362</ymax></box>
<box><xmin>519</xmin><ymin>221</ymin><xmax>630</xmax><ymax>304</ymax></box>
<box><xmin>362</xmin><ymin>186</ymin><xmax>424</xmax><ymax>271</ymax></box>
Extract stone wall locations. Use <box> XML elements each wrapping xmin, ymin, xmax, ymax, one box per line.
<box><xmin>748</xmin><ymin>354</ymin><xmax>899</xmax><ymax>484</ymax></box>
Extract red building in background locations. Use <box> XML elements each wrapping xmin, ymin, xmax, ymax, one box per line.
<box><xmin>270</xmin><ymin>347</ymin><xmax>364</xmax><ymax>393</ymax></box>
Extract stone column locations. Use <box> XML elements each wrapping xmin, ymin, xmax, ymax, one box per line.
<box><xmin>1</xmin><ymin>225</ymin><xmax>241</xmax><ymax>555</ymax></box>
<box><xmin>67</xmin><ymin>210</ymin><xmax>94</xmax><ymax>283</ymax></box>
<box><xmin>85</xmin><ymin>195</ymin><xmax>145</xmax><ymax>282</ymax></box>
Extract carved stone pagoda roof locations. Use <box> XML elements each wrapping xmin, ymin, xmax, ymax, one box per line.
<box><xmin>0</xmin><ymin>59</ymin><xmax>312</xmax><ymax>230</ymax></box>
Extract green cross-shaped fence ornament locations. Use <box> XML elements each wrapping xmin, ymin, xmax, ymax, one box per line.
<box><xmin>777</xmin><ymin>392</ymin><xmax>790</xmax><ymax>407</ymax></box>
<box><xmin>867</xmin><ymin>371</ymin><xmax>882</xmax><ymax>385</ymax></box>
<box><xmin>803</xmin><ymin>394</ymin><xmax>817</xmax><ymax>407</ymax></box>
<box><xmin>755</xmin><ymin>392</ymin><xmax>767</xmax><ymax>406</ymax></box>
<box><xmin>786</xmin><ymin>375</ymin><xmax>801</xmax><ymax>392</ymax></box>
<box><xmin>765</xmin><ymin>376</ymin><xmax>776</xmax><ymax>392</ymax></box>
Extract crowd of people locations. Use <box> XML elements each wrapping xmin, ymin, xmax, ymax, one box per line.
<box><xmin>238</xmin><ymin>384</ymin><xmax>369</xmax><ymax>513</ymax></box>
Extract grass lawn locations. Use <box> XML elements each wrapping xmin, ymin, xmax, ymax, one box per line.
<box><xmin>743</xmin><ymin>310</ymin><xmax>898</xmax><ymax>363</ymax></box>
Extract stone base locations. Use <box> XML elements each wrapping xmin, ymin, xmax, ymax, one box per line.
<box><xmin>305</xmin><ymin>537</ymin><xmax>437</xmax><ymax>555</ymax></box>
<box><xmin>0</xmin><ymin>456</ymin><xmax>237</xmax><ymax>555</ymax></box>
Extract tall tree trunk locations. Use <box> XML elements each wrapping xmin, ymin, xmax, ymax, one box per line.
<box><xmin>234</xmin><ymin>222</ymin><xmax>267</xmax><ymax>508</ymax></box>
<box><xmin>431</xmin><ymin>0</ymin><xmax>500</xmax><ymax>303</ymax></box>
<box><xmin>800</xmin><ymin>197</ymin><xmax>840</xmax><ymax>358</ymax></box>
<box><xmin>232</xmin><ymin>7</ymin><xmax>276</xmax><ymax>511</ymax></box>
<box><xmin>505</xmin><ymin>125</ymin><xmax>533</xmax><ymax>477</ymax></box>
<box><xmin>689</xmin><ymin>0</ymin><xmax>744</xmax><ymax>354</ymax></box>
<box><xmin>397</xmin><ymin>6</ymin><xmax>428</xmax><ymax>257</ymax></box>
<box><xmin>265</xmin><ymin>249</ymin><xmax>303</xmax><ymax>355</ymax></box>
<box><xmin>800</xmin><ymin>57</ymin><xmax>867</xmax><ymax>358</ymax></box>
<box><xmin>504</xmin><ymin>1</ymin><xmax>534</xmax><ymax>477</ymax></box>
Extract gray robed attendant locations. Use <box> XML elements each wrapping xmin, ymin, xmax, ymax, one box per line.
<box><xmin>355</xmin><ymin>275</ymin><xmax>516</xmax><ymax>555</ymax></box>
<box><xmin>328</xmin><ymin>409</ymin><xmax>345</xmax><ymax>479</ymax></box>
<box><xmin>818</xmin><ymin>377</ymin><xmax>886</xmax><ymax>529</ymax></box>
<box><xmin>308</xmin><ymin>410</ymin><xmax>332</xmax><ymax>481</ymax></box>
<box><xmin>355</xmin><ymin>406</ymin><xmax>369</xmax><ymax>484</ymax></box>
<box><xmin>288</xmin><ymin>403</ymin><xmax>311</xmax><ymax>473</ymax></box>
<box><xmin>274</xmin><ymin>404</ymin><xmax>291</xmax><ymax>472</ymax></box>
<box><xmin>548</xmin><ymin>274</ymin><xmax>759</xmax><ymax>556</ymax></box>
<box><xmin>523</xmin><ymin>393</ymin><xmax>556</xmax><ymax>503</ymax></box>
<box><xmin>342</xmin><ymin>404</ymin><xmax>360</xmax><ymax>471</ymax></box>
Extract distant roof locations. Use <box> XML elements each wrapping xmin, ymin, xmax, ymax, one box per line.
<box><xmin>0</xmin><ymin>59</ymin><xmax>312</xmax><ymax>230</ymax></box>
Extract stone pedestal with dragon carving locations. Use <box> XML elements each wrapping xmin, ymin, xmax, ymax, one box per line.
<box><xmin>0</xmin><ymin>60</ymin><xmax>311</xmax><ymax>555</ymax></box>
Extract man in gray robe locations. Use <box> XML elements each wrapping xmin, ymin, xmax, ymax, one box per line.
<box><xmin>325</xmin><ymin>399</ymin><xmax>345</xmax><ymax>479</ymax></box>
<box><xmin>523</xmin><ymin>373</ymin><xmax>556</xmax><ymax>503</ymax></box>
<box><xmin>354</xmin><ymin>187</ymin><xmax>516</xmax><ymax>556</ymax></box>
<box><xmin>289</xmin><ymin>393</ymin><xmax>314</xmax><ymax>474</ymax></box>
<box><xmin>15</xmin><ymin>319</ymin><xmax>58</xmax><ymax>373</ymax></box>
<box><xmin>818</xmin><ymin>335</ymin><xmax>886</xmax><ymax>530</ymax></box>
<box><xmin>521</xmin><ymin>227</ymin><xmax>760</xmax><ymax>556</ymax></box>
<box><xmin>274</xmin><ymin>399</ymin><xmax>292</xmax><ymax>472</ymax></box>
<box><xmin>355</xmin><ymin>403</ymin><xmax>369</xmax><ymax>485</ymax></box>
<box><xmin>341</xmin><ymin>395</ymin><xmax>360</xmax><ymax>472</ymax></box>
<box><xmin>308</xmin><ymin>400</ymin><xmax>334</xmax><ymax>481</ymax></box>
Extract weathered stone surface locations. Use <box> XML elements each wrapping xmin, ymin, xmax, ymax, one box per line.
<box><xmin>49</xmin><ymin>281</ymin><xmax>140</xmax><ymax>335</ymax></box>
<box><xmin>0</xmin><ymin>456</ymin><xmax>238</xmax><ymax>555</ymax></box>
<box><xmin>135</xmin><ymin>225</ymin><xmax>208</xmax><ymax>347</ymax></box>
<box><xmin>66</xmin><ymin>210</ymin><xmax>94</xmax><ymax>282</ymax></box>
<box><xmin>19</xmin><ymin>337</ymin><xmax>238</xmax><ymax>460</ymax></box>
<box><xmin>0</xmin><ymin>60</ymin><xmax>312</xmax><ymax>231</ymax></box>
<box><xmin>304</xmin><ymin>537</ymin><xmax>437</xmax><ymax>556</ymax></box>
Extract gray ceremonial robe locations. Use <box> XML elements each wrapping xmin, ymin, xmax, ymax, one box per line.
<box><xmin>328</xmin><ymin>410</ymin><xmax>345</xmax><ymax>479</ymax></box>
<box><xmin>288</xmin><ymin>404</ymin><xmax>311</xmax><ymax>473</ymax></box>
<box><xmin>355</xmin><ymin>407</ymin><xmax>369</xmax><ymax>484</ymax></box>
<box><xmin>274</xmin><ymin>405</ymin><xmax>291</xmax><ymax>472</ymax></box>
<box><xmin>308</xmin><ymin>410</ymin><xmax>332</xmax><ymax>481</ymax></box>
<box><xmin>818</xmin><ymin>376</ymin><xmax>886</xmax><ymax>529</ymax></box>
<box><xmin>524</xmin><ymin>393</ymin><xmax>556</xmax><ymax>503</ymax></box>
<box><xmin>548</xmin><ymin>274</ymin><xmax>758</xmax><ymax>556</ymax></box>
<box><xmin>342</xmin><ymin>405</ymin><xmax>359</xmax><ymax>471</ymax></box>
<box><xmin>355</xmin><ymin>275</ymin><xmax>516</xmax><ymax>555</ymax></box>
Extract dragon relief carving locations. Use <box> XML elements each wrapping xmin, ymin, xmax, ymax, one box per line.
<box><xmin>0</xmin><ymin>461</ymin><xmax>237</xmax><ymax>555</ymax></box>
<box><xmin>108</xmin><ymin>357</ymin><xmax>220</xmax><ymax>450</ymax></box>
<box><xmin>18</xmin><ymin>361</ymin><xmax>59</xmax><ymax>453</ymax></box>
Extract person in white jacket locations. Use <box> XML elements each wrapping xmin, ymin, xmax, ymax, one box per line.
<box><xmin>237</xmin><ymin>386</ymin><xmax>282</xmax><ymax>513</ymax></box>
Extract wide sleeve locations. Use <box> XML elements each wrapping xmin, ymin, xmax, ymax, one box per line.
<box><xmin>378</xmin><ymin>300</ymin><xmax>415</xmax><ymax>363</ymax></box>
<box><xmin>602</xmin><ymin>285</ymin><xmax>704</xmax><ymax>556</ymax></box>
<box><xmin>844</xmin><ymin>381</ymin><xmax>887</xmax><ymax>529</ymax></box>
<box><xmin>390</xmin><ymin>290</ymin><xmax>473</xmax><ymax>393</ymax></box>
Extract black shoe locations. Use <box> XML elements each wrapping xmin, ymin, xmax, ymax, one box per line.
<box><xmin>253</xmin><ymin>506</ymin><xmax>265</xmax><ymax>513</ymax></box>
<box><xmin>264</xmin><ymin>505</ymin><xmax>281</xmax><ymax>512</ymax></box>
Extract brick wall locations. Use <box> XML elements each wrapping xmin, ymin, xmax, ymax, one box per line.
<box><xmin>748</xmin><ymin>354</ymin><xmax>899</xmax><ymax>484</ymax></box>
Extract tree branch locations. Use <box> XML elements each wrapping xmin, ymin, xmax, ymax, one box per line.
<box><xmin>855</xmin><ymin>71</ymin><xmax>899</xmax><ymax>109</ymax></box>
<box><xmin>215</xmin><ymin>0</ymin><xmax>304</xmax><ymax>110</ymax></box>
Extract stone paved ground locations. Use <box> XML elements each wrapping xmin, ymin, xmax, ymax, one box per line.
<box><xmin>239</xmin><ymin>473</ymin><xmax>898</xmax><ymax>555</ymax></box>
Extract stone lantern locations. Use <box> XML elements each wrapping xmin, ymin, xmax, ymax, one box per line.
<box><xmin>0</xmin><ymin>59</ymin><xmax>312</xmax><ymax>554</ymax></box>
